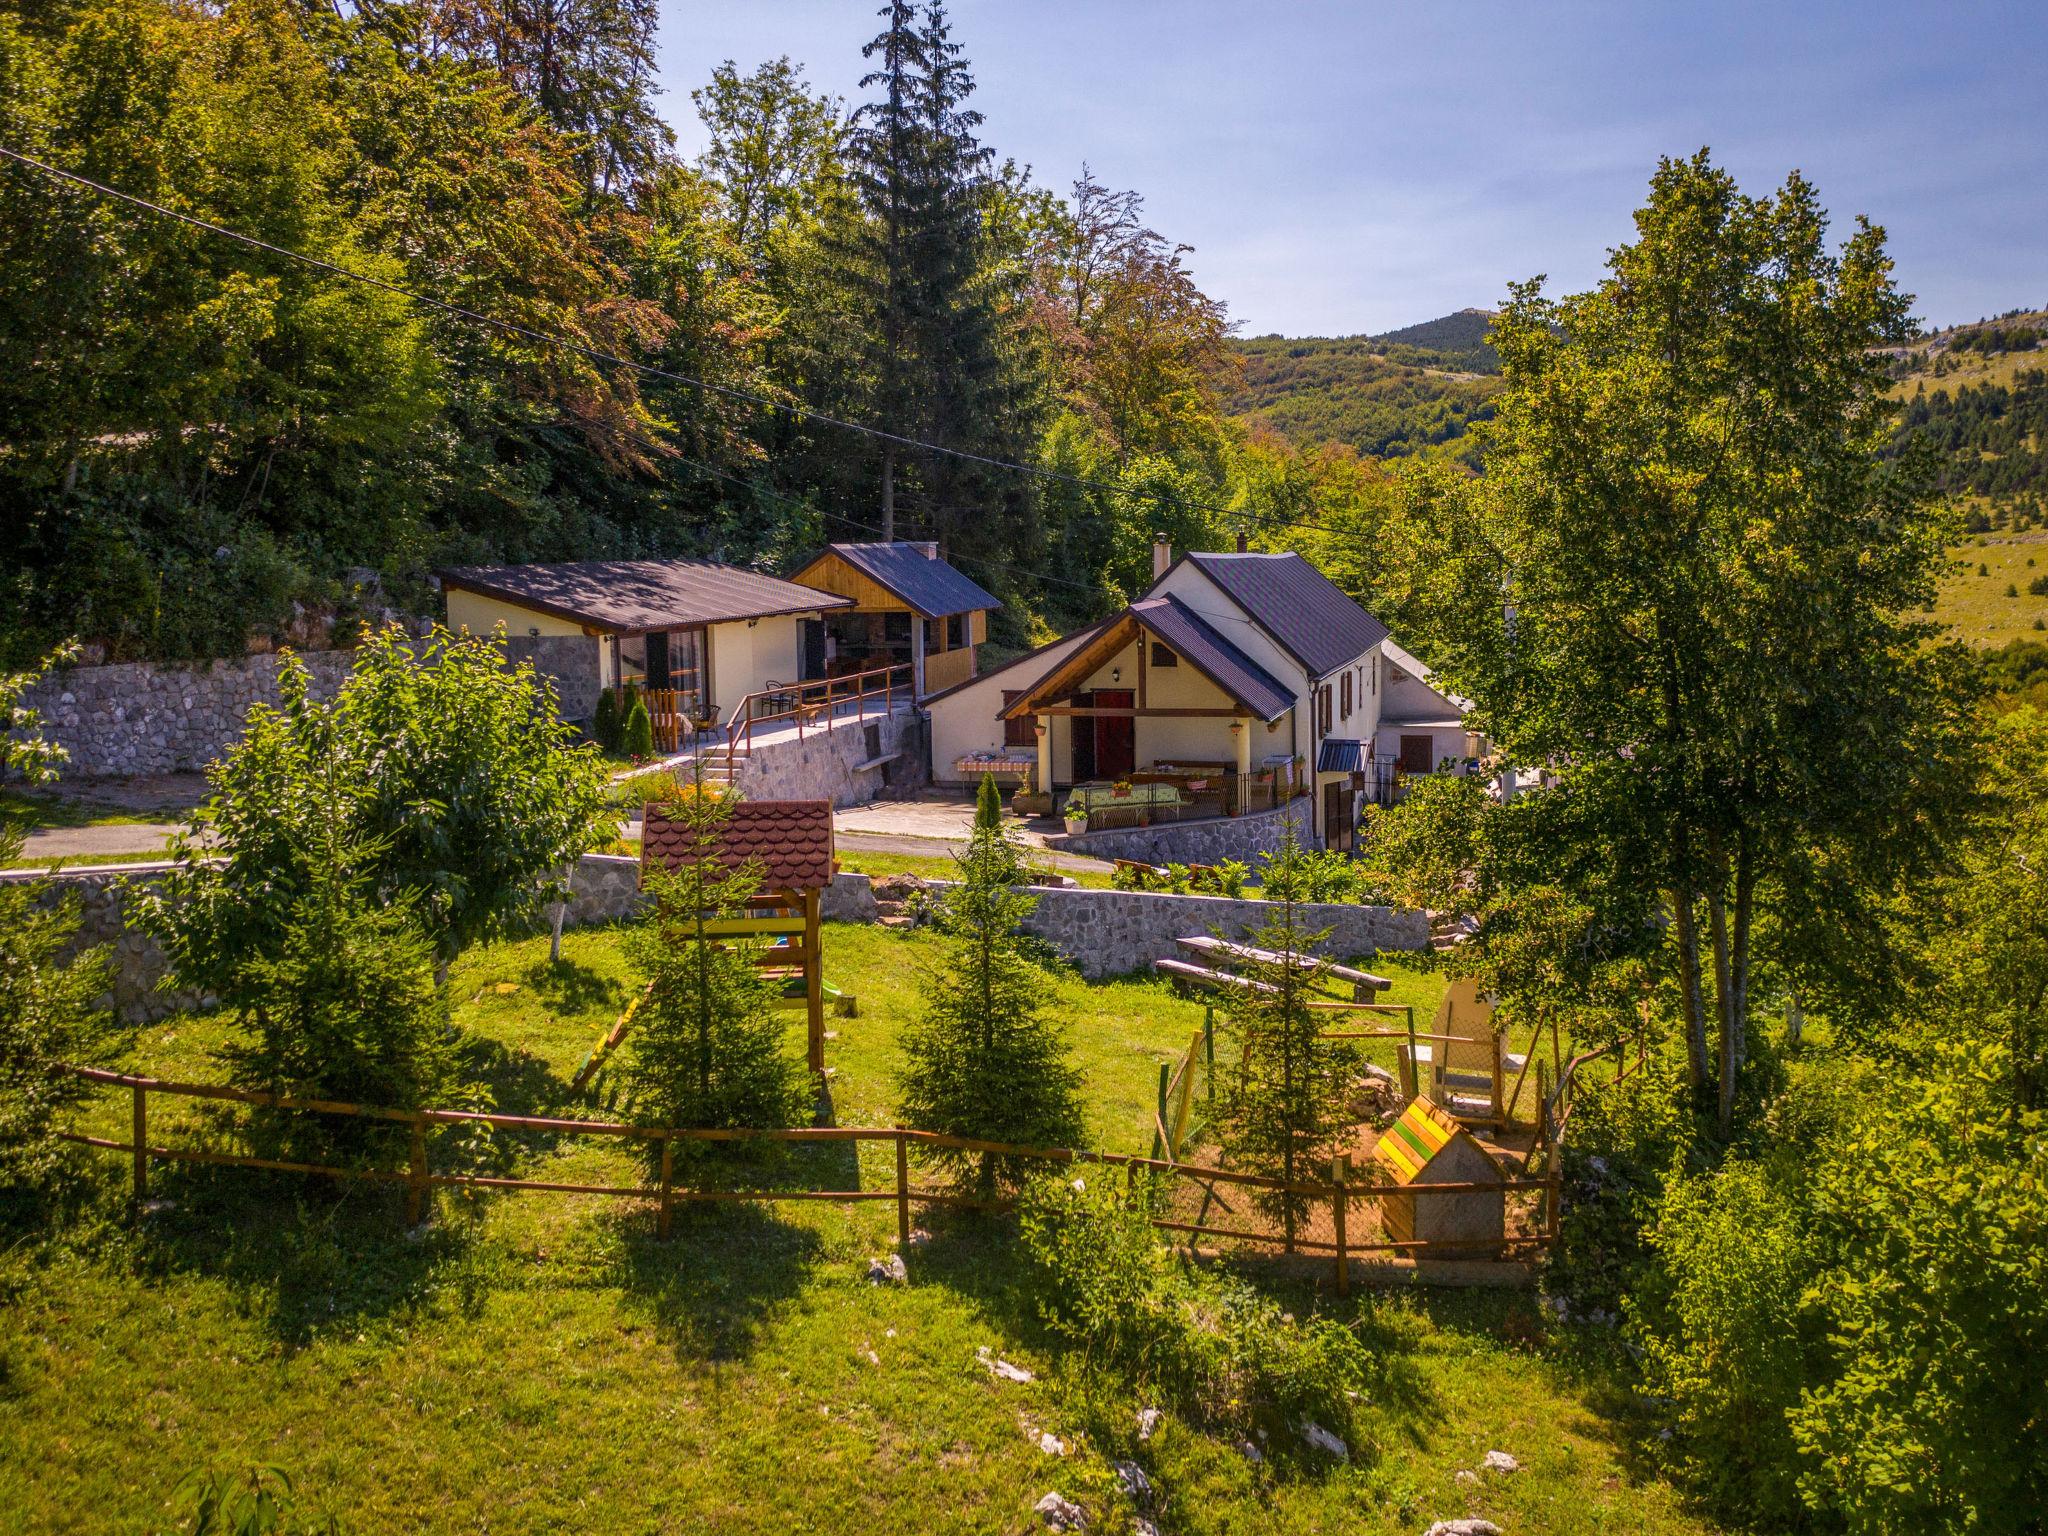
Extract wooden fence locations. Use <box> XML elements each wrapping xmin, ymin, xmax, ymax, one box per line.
<box><xmin>59</xmin><ymin>1066</ymin><xmax>1556</xmax><ymax>1289</ymax></box>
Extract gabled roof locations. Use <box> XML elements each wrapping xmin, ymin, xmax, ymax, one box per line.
<box><xmin>1001</xmin><ymin>594</ymin><xmax>1294</xmax><ymax>724</ymax></box>
<box><xmin>1381</xmin><ymin>635</ymin><xmax>1474</xmax><ymax>714</ymax></box>
<box><xmin>641</xmin><ymin>800</ymin><xmax>835</xmax><ymax>892</ymax></box>
<box><xmin>439</xmin><ymin>559</ymin><xmax>851</xmax><ymax>636</ymax></box>
<box><xmin>794</xmin><ymin>542</ymin><xmax>1000</xmax><ymax>619</ymax></box>
<box><xmin>1175</xmin><ymin>552</ymin><xmax>1389</xmax><ymax>678</ymax></box>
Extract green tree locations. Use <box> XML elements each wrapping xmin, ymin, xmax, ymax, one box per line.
<box><xmin>621</xmin><ymin>690</ymin><xmax>656</xmax><ymax>759</ymax></box>
<box><xmin>1216</xmin><ymin>838</ymin><xmax>1355</xmax><ymax>1245</ymax></box>
<box><xmin>148</xmin><ymin>629</ymin><xmax>609</xmax><ymax>996</ymax></box>
<box><xmin>1356</xmin><ymin>769</ymin><xmax>1486</xmax><ymax>913</ymax></box>
<box><xmin>1382</xmin><ymin>151</ymin><xmax>1976</xmax><ymax>1133</ymax></box>
<box><xmin>0</xmin><ymin>645</ymin><xmax>117</xmax><ymax>1204</ymax></box>
<box><xmin>897</xmin><ymin>817</ymin><xmax>1082</xmax><ymax>1194</ymax></box>
<box><xmin>692</xmin><ymin>57</ymin><xmax>846</xmax><ymax>264</ymax></box>
<box><xmin>623</xmin><ymin>781</ymin><xmax>807</xmax><ymax>1155</ymax></box>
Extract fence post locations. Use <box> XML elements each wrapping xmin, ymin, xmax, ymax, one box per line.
<box><xmin>658</xmin><ymin>1137</ymin><xmax>675</xmax><ymax>1239</ymax></box>
<box><xmin>895</xmin><ymin>1133</ymin><xmax>911</xmax><ymax>1251</ymax></box>
<box><xmin>1331</xmin><ymin>1151</ymin><xmax>1349</xmax><ymax>1297</ymax></box>
<box><xmin>131</xmin><ymin>1082</ymin><xmax>148</xmax><ymax>1205</ymax></box>
<box><xmin>1150</xmin><ymin>1062</ymin><xmax>1170</xmax><ymax>1161</ymax></box>
<box><xmin>1203</xmin><ymin>1006</ymin><xmax>1216</xmax><ymax>1104</ymax></box>
<box><xmin>406</xmin><ymin>1113</ymin><xmax>427</xmax><ymax>1227</ymax></box>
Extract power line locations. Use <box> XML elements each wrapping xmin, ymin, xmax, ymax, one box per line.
<box><xmin>0</xmin><ymin>143</ymin><xmax>1366</xmax><ymax>543</ymax></box>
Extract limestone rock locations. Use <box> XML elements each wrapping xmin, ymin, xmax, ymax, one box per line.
<box><xmin>1035</xmin><ymin>1491</ymin><xmax>1087</xmax><ymax>1530</ymax></box>
<box><xmin>1481</xmin><ymin>1450</ymin><xmax>1521</xmax><ymax>1475</ymax></box>
<box><xmin>867</xmin><ymin>1254</ymin><xmax>908</xmax><ymax>1286</ymax></box>
<box><xmin>977</xmin><ymin>1346</ymin><xmax>1033</xmax><ymax>1383</ymax></box>
<box><xmin>1424</xmin><ymin>1521</ymin><xmax>1503</xmax><ymax>1536</ymax></box>
<box><xmin>1112</xmin><ymin>1460</ymin><xmax>1153</xmax><ymax>1502</ymax></box>
<box><xmin>1135</xmin><ymin>1407</ymin><xmax>1163</xmax><ymax>1441</ymax></box>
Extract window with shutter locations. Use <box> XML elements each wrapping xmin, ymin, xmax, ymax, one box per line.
<box><xmin>1002</xmin><ymin>690</ymin><xmax>1033</xmax><ymax>748</ymax></box>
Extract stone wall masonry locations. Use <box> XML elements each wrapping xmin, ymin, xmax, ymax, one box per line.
<box><xmin>7</xmin><ymin>862</ymin><xmax>206</xmax><ymax>1023</ymax></box>
<box><xmin>1050</xmin><ymin>799</ymin><xmax>1318</xmax><ymax>867</ymax></box>
<box><xmin>16</xmin><ymin>635</ymin><xmax>604</xmax><ymax>778</ymax></box>
<box><xmin>732</xmin><ymin>708</ymin><xmax>930</xmax><ymax>807</ymax></box>
<box><xmin>1017</xmin><ymin>884</ymin><xmax>1427</xmax><ymax>980</ymax></box>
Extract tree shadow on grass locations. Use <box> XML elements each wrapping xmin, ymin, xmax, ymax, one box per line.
<box><xmin>129</xmin><ymin>1165</ymin><xmax>469</xmax><ymax>1350</ymax></box>
<box><xmin>608</xmin><ymin>1200</ymin><xmax>825</xmax><ymax>1365</ymax></box>
<box><xmin>519</xmin><ymin>955</ymin><xmax>625</xmax><ymax>1018</ymax></box>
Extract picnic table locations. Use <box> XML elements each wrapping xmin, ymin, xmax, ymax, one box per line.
<box><xmin>1174</xmin><ymin>934</ymin><xmax>1391</xmax><ymax>999</ymax></box>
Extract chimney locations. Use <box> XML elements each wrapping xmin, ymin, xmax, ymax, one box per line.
<box><xmin>920</xmin><ymin>540</ymin><xmax>939</xmax><ymax>560</ymax></box>
<box><xmin>1235</xmin><ymin>529</ymin><xmax>1248</xmax><ymax>553</ymax></box>
<box><xmin>1151</xmin><ymin>539</ymin><xmax>1171</xmax><ymax>578</ymax></box>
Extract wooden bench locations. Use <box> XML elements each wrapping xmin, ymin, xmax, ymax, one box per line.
<box><xmin>1175</xmin><ymin>934</ymin><xmax>1391</xmax><ymax>999</ymax></box>
<box><xmin>1152</xmin><ymin>957</ymin><xmax>1280</xmax><ymax>996</ymax></box>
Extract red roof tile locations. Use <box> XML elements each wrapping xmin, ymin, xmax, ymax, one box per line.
<box><xmin>641</xmin><ymin>800</ymin><xmax>836</xmax><ymax>892</ymax></box>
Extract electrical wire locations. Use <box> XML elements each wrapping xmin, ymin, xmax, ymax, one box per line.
<box><xmin>0</xmin><ymin>142</ymin><xmax>1376</xmax><ymax>544</ymax></box>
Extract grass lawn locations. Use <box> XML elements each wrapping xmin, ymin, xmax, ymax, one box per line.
<box><xmin>836</xmin><ymin>846</ymin><xmax>1117</xmax><ymax>889</ymax></box>
<box><xmin>0</xmin><ymin>922</ymin><xmax>1717</xmax><ymax>1536</ymax></box>
<box><xmin>1937</xmin><ymin>529</ymin><xmax>2048</xmax><ymax>646</ymax></box>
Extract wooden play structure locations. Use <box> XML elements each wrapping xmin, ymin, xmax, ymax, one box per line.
<box><xmin>1397</xmin><ymin>977</ymin><xmax>1528</xmax><ymax>1131</ymax></box>
<box><xmin>572</xmin><ymin>799</ymin><xmax>845</xmax><ymax>1089</ymax></box>
<box><xmin>1372</xmin><ymin>1094</ymin><xmax>1507</xmax><ymax>1254</ymax></box>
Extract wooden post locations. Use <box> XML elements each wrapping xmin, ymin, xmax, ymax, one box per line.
<box><xmin>1203</xmin><ymin>1006</ymin><xmax>1216</xmax><ymax>1104</ymax></box>
<box><xmin>1150</xmin><ymin>1061</ymin><xmax>1170</xmax><ymax>1161</ymax></box>
<box><xmin>1331</xmin><ymin>1151</ymin><xmax>1350</xmax><ymax>1296</ymax></box>
<box><xmin>406</xmin><ymin>1114</ymin><xmax>427</xmax><ymax>1227</ymax></box>
<box><xmin>804</xmin><ymin>890</ymin><xmax>825</xmax><ymax>1074</ymax></box>
<box><xmin>131</xmin><ymin>1082</ymin><xmax>147</xmax><ymax>1205</ymax></box>
<box><xmin>658</xmin><ymin>1137</ymin><xmax>675</xmax><ymax>1239</ymax></box>
<box><xmin>895</xmin><ymin>1133</ymin><xmax>911</xmax><ymax>1251</ymax></box>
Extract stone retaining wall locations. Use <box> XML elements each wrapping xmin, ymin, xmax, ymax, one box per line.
<box><xmin>1049</xmin><ymin>799</ymin><xmax>1317</xmax><ymax>866</ymax></box>
<box><xmin>16</xmin><ymin>636</ymin><xmax>603</xmax><ymax>778</ymax></box>
<box><xmin>732</xmin><ymin>709</ymin><xmax>930</xmax><ymax>807</ymax></box>
<box><xmin>1016</xmin><ymin>884</ymin><xmax>1426</xmax><ymax>979</ymax></box>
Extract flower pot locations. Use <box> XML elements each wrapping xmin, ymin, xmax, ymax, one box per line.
<box><xmin>1063</xmin><ymin>815</ymin><xmax>1088</xmax><ymax>835</ymax></box>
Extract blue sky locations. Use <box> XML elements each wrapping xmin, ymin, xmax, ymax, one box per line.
<box><xmin>654</xmin><ymin>1</ymin><xmax>2047</xmax><ymax>337</ymax></box>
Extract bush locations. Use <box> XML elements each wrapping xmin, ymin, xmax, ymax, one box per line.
<box><xmin>1016</xmin><ymin>1172</ymin><xmax>1370</xmax><ymax>1454</ymax></box>
<box><xmin>621</xmin><ymin>693</ymin><xmax>656</xmax><ymax>759</ymax></box>
<box><xmin>1255</xmin><ymin>843</ymin><xmax>1358</xmax><ymax>903</ymax></box>
<box><xmin>591</xmin><ymin>688</ymin><xmax>623</xmax><ymax>752</ymax></box>
<box><xmin>1635</xmin><ymin>1160</ymin><xmax>1820</xmax><ymax>1526</ymax></box>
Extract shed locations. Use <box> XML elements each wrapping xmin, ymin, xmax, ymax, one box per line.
<box><xmin>642</xmin><ymin>799</ymin><xmax>837</xmax><ymax>1072</ymax></box>
<box><xmin>790</xmin><ymin>541</ymin><xmax>999</xmax><ymax>698</ymax></box>
<box><xmin>1372</xmin><ymin>1095</ymin><xmax>1506</xmax><ymax>1254</ymax></box>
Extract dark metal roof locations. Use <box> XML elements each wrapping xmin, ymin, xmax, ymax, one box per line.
<box><xmin>641</xmin><ymin>800</ymin><xmax>835</xmax><ymax>891</ymax></box>
<box><xmin>1316</xmin><ymin>738</ymin><xmax>1372</xmax><ymax>773</ymax></box>
<box><xmin>1178</xmin><ymin>552</ymin><xmax>1389</xmax><ymax>677</ymax></box>
<box><xmin>1131</xmin><ymin>595</ymin><xmax>1295</xmax><ymax>723</ymax></box>
<box><xmin>438</xmin><ymin>559</ymin><xmax>851</xmax><ymax>635</ymax></box>
<box><xmin>801</xmin><ymin>542</ymin><xmax>1001</xmax><ymax>618</ymax></box>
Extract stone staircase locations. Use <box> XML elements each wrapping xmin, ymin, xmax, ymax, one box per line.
<box><xmin>1429</xmin><ymin>911</ymin><xmax>1474</xmax><ymax>953</ymax></box>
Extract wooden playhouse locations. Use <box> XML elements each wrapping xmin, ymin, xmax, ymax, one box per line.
<box><xmin>642</xmin><ymin>798</ymin><xmax>838</xmax><ymax>1073</ymax></box>
<box><xmin>1372</xmin><ymin>1094</ymin><xmax>1507</xmax><ymax>1254</ymax></box>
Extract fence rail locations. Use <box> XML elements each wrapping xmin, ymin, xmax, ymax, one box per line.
<box><xmin>721</xmin><ymin>662</ymin><xmax>911</xmax><ymax>776</ymax></box>
<box><xmin>60</xmin><ymin>1065</ymin><xmax>1554</xmax><ymax>1282</ymax></box>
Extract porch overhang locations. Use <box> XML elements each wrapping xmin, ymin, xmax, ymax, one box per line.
<box><xmin>999</xmin><ymin>595</ymin><xmax>1293</xmax><ymax>724</ymax></box>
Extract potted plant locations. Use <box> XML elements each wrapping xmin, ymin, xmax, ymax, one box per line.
<box><xmin>1111</xmin><ymin>780</ymin><xmax>1132</xmax><ymax>798</ymax></box>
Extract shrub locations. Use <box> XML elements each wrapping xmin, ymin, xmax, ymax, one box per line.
<box><xmin>591</xmin><ymin>687</ymin><xmax>623</xmax><ymax>752</ymax></box>
<box><xmin>1545</xmin><ymin>1062</ymin><xmax>1697</xmax><ymax>1316</ymax></box>
<box><xmin>1016</xmin><ymin>1171</ymin><xmax>1370</xmax><ymax>1454</ymax></box>
<box><xmin>1256</xmin><ymin>842</ymin><xmax>1358</xmax><ymax>903</ymax></box>
<box><xmin>621</xmin><ymin>693</ymin><xmax>656</xmax><ymax>759</ymax></box>
<box><xmin>1635</xmin><ymin>1159</ymin><xmax>1820</xmax><ymax>1526</ymax></box>
<box><xmin>1212</xmin><ymin>858</ymin><xmax>1249</xmax><ymax>897</ymax></box>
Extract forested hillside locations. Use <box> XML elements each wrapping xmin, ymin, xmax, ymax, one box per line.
<box><xmin>1227</xmin><ymin>314</ymin><xmax>1500</xmax><ymax>464</ymax></box>
<box><xmin>0</xmin><ymin>0</ymin><xmax>1385</xmax><ymax>666</ymax></box>
<box><xmin>1888</xmin><ymin>308</ymin><xmax>2048</xmax><ymax>529</ymax></box>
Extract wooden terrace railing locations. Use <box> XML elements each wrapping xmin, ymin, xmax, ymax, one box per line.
<box><xmin>721</xmin><ymin>662</ymin><xmax>912</xmax><ymax>776</ymax></box>
<box><xmin>59</xmin><ymin>1064</ymin><xmax>1555</xmax><ymax>1287</ymax></box>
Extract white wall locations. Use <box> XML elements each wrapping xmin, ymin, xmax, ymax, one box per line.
<box><xmin>926</xmin><ymin>629</ymin><xmax>1093</xmax><ymax>783</ymax></box>
<box><xmin>706</xmin><ymin>616</ymin><xmax>805</xmax><ymax>715</ymax></box>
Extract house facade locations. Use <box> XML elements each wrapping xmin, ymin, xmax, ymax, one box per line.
<box><xmin>926</xmin><ymin>546</ymin><xmax>1477</xmax><ymax>849</ymax></box>
<box><xmin>787</xmin><ymin>541</ymin><xmax>1000</xmax><ymax>698</ymax></box>
<box><xmin>438</xmin><ymin>558</ymin><xmax>852</xmax><ymax>728</ymax></box>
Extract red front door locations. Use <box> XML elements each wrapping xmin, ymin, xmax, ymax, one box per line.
<box><xmin>1093</xmin><ymin>690</ymin><xmax>1135</xmax><ymax>778</ymax></box>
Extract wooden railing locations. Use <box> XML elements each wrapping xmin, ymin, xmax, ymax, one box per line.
<box><xmin>721</xmin><ymin>662</ymin><xmax>911</xmax><ymax>776</ymax></box>
<box><xmin>922</xmin><ymin>646</ymin><xmax>975</xmax><ymax>696</ymax></box>
<box><xmin>59</xmin><ymin>1064</ymin><xmax>1555</xmax><ymax>1283</ymax></box>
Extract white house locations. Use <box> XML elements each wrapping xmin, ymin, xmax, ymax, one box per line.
<box><xmin>926</xmin><ymin>544</ymin><xmax>1478</xmax><ymax>849</ymax></box>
